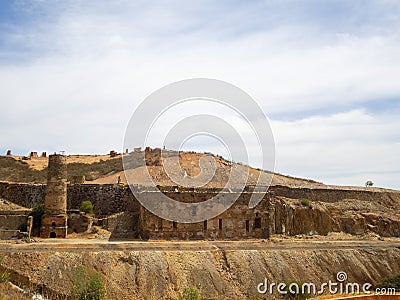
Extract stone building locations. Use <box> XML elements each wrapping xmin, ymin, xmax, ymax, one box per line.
<box><xmin>137</xmin><ymin>189</ymin><xmax>271</xmax><ymax>240</ymax></box>
<box><xmin>40</xmin><ymin>154</ymin><xmax>68</xmax><ymax>238</ymax></box>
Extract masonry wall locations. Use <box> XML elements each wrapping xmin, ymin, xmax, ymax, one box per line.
<box><xmin>0</xmin><ymin>182</ymin><xmax>398</xmax><ymax>216</ymax></box>
<box><xmin>0</xmin><ymin>182</ymin><xmax>139</xmax><ymax>217</ymax></box>
<box><xmin>140</xmin><ymin>192</ymin><xmax>271</xmax><ymax>239</ymax></box>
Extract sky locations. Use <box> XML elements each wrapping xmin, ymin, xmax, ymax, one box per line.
<box><xmin>0</xmin><ymin>0</ymin><xmax>399</xmax><ymax>189</ymax></box>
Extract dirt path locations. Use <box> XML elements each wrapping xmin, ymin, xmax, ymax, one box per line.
<box><xmin>1</xmin><ymin>239</ymin><xmax>399</xmax><ymax>252</ymax></box>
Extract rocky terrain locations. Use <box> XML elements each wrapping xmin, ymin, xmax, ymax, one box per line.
<box><xmin>0</xmin><ymin>238</ymin><xmax>399</xmax><ymax>299</ymax></box>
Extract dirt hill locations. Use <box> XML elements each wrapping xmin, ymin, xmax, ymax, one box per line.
<box><xmin>0</xmin><ymin>149</ymin><xmax>324</xmax><ymax>188</ymax></box>
<box><xmin>1</xmin><ymin>239</ymin><xmax>400</xmax><ymax>299</ymax></box>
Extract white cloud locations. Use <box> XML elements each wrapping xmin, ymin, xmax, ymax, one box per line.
<box><xmin>0</xmin><ymin>1</ymin><xmax>399</xmax><ymax>188</ymax></box>
<box><xmin>272</xmin><ymin>109</ymin><xmax>400</xmax><ymax>188</ymax></box>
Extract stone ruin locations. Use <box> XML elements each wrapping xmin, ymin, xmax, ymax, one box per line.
<box><xmin>30</xmin><ymin>151</ymin><xmax>38</xmax><ymax>158</ymax></box>
<box><xmin>40</xmin><ymin>154</ymin><xmax>68</xmax><ymax>238</ymax></box>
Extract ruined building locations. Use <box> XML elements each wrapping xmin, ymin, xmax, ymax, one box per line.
<box><xmin>40</xmin><ymin>154</ymin><xmax>68</xmax><ymax>238</ymax></box>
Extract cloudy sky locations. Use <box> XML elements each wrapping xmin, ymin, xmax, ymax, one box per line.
<box><xmin>0</xmin><ymin>0</ymin><xmax>399</xmax><ymax>189</ymax></box>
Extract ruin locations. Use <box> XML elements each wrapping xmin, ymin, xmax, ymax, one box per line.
<box><xmin>30</xmin><ymin>151</ymin><xmax>38</xmax><ymax>158</ymax></box>
<box><xmin>40</xmin><ymin>154</ymin><xmax>68</xmax><ymax>238</ymax></box>
<box><xmin>6</xmin><ymin>150</ymin><xmax>11</xmax><ymax>156</ymax></box>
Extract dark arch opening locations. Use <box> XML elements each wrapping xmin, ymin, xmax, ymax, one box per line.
<box><xmin>49</xmin><ymin>232</ymin><xmax>56</xmax><ymax>238</ymax></box>
<box><xmin>51</xmin><ymin>222</ymin><xmax>56</xmax><ymax>227</ymax></box>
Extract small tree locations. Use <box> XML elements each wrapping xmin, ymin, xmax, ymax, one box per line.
<box><xmin>300</xmin><ymin>199</ymin><xmax>310</xmax><ymax>207</ymax></box>
<box><xmin>71</xmin><ymin>266</ymin><xmax>106</xmax><ymax>300</ymax></box>
<box><xmin>28</xmin><ymin>204</ymin><xmax>45</xmax><ymax>228</ymax></box>
<box><xmin>80</xmin><ymin>201</ymin><xmax>94</xmax><ymax>215</ymax></box>
<box><xmin>365</xmin><ymin>180</ymin><xmax>374</xmax><ymax>187</ymax></box>
<box><xmin>179</xmin><ymin>286</ymin><xmax>200</xmax><ymax>300</ymax></box>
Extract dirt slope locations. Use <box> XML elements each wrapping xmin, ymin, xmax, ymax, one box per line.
<box><xmin>1</xmin><ymin>239</ymin><xmax>399</xmax><ymax>299</ymax></box>
<box><xmin>0</xmin><ymin>150</ymin><xmax>324</xmax><ymax>188</ymax></box>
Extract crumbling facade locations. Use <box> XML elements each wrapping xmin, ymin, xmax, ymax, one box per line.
<box><xmin>137</xmin><ymin>189</ymin><xmax>271</xmax><ymax>240</ymax></box>
<box><xmin>40</xmin><ymin>154</ymin><xmax>68</xmax><ymax>238</ymax></box>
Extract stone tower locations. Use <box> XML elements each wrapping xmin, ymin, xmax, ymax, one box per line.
<box><xmin>40</xmin><ymin>154</ymin><xmax>68</xmax><ymax>238</ymax></box>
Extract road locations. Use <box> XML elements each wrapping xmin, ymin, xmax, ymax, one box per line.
<box><xmin>0</xmin><ymin>239</ymin><xmax>399</xmax><ymax>252</ymax></box>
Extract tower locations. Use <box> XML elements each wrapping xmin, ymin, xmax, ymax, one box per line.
<box><xmin>40</xmin><ymin>154</ymin><xmax>68</xmax><ymax>238</ymax></box>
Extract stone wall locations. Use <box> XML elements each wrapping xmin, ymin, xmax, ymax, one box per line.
<box><xmin>270</xmin><ymin>185</ymin><xmax>398</xmax><ymax>204</ymax></box>
<box><xmin>140</xmin><ymin>192</ymin><xmax>270</xmax><ymax>239</ymax></box>
<box><xmin>0</xmin><ymin>181</ymin><xmax>398</xmax><ymax>216</ymax></box>
<box><xmin>97</xmin><ymin>211</ymin><xmax>139</xmax><ymax>239</ymax></box>
<box><xmin>0</xmin><ymin>181</ymin><xmax>399</xmax><ymax>238</ymax></box>
<box><xmin>0</xmin><ymin>182</ymin><xmax>139</xmax><ymax>217</ymax></box>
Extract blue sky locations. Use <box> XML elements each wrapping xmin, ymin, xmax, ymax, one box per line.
<box><xmin>0</xmin><ymin>0</ymin><xmax>399</xmax><ymax>189</ymax></box>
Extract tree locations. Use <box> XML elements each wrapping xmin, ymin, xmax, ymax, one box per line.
<box><xmin>179</xmin><ymin>286</ymin><xmax>200</xmax><ymax>300</ymax></box>
<box><xmin>28</xmin><ymin>204</ymin><xmax>45</xmax><ymax>228</ymax></box>
<box><xmin>365</xmin><ymin>181</ymin><xmax>374</xmax><ymax>187</ymax></box>
<box><xmin>71</xmin><ymin>266</ymin><xmax>106</xmax><ymax>300</ymax></box>
<box><xmin>80</xmin><ymin>201</ymin><xmax>94</xmax><ymax>215</ymax></box>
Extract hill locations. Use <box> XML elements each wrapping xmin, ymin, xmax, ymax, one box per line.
<box><xmin>0</xmin><ymin>149</ymin><xmax>324</xmax><ymax>188</ymax></box>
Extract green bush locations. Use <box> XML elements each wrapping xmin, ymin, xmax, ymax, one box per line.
<box><xmin>18</xmin><ymin>223</ymin><xmax>27</xmax><ymax>232</ymax></box>
<box><xmin>91</xmin><ymin>227</ymin><xmax>99</xmax><ymax>234</ymax></box>
<box><xmin>300</xmin><ymin>199</ymin><xmax>310</xmax><ymax>207</ymax></box>
<box><xmin>376</xmin><ymin>273</ymin><xmax>400</xmax><ymax>291</ymax></box>
<box><xmin>80</xmin><ymin>201</ymin><xmax>94</xmax><ymax>215</ymax></box>
<box><xmin>71</xmin><ymin>266</ymin><xmax>105</xmax><ymax>300</ymax></box>
<box><xmin>28</xmin><ymin>204</ymin><xmax>45</xmax><ymax>228</ymax></box>
<box><xmin>0</xmin><ymin>256</ymin><xmax>9</xmax><ymax>284</ymax></box>
<box><xmin>281</xmin><ymin>281</ymin><xmax>311</xmax><ymax>300</ymax></box>
<box><xmin>0</xmin><ymin>272</ymin><xmax>9</xmax><ymax>284</ymax></box>
<box><xmin>179</xmin><ymin>286</ymin><xmax>200</xmax><ymax>300</ymax></box>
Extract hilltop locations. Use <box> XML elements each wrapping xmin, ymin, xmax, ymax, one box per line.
<box><xmin>0</xmin><ymin>149</ymin><xmax>324</xmax><ymax>188</ymax></box>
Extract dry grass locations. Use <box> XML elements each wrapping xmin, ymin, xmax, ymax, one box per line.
<box><xmin>11</xmin><ymin>154</ymin><xmax>115</xmax><ymax>171</ymax></box>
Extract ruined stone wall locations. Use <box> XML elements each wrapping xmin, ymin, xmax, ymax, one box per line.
<box><xmin>0</xmin><ymin>182</ymin><xmax>45</xmax><ymax>208</ymax></box>
<box><xmin>270</xmin><ymin>185</ymin><xmax>398</xmax><ymax>204</ymax></box>
<box><xmin>0</xmin><ymin>213</ymin><xmax>28</xmax><ymax>230</ymax></box>
<box><xmin>67</xmin><ymin>184</ymin><xmax>139</xmax><ymax>217</ymax></box>
<box><xmin>97</xmin><ymin>211</ymin><xmax>140</xmax><ymax>239</ymax></box>
<box><xmin>0</xmin><ymin>182</ymin><xmax>398</xmax><ymax>215</ymax></box>
<box><xmin>0</xmin><ymin>182</ymin><xmax>139</xmax><ymax>217</ymax></box>
<box><xmin>0</xmin><ymin>182</ymin><xmax>399</xmax><ymax>239</ymax></box>
<box><xmin>140</xmin><ymin>192</ymin><xmax>271</xmax><ymax>239</ymax></box>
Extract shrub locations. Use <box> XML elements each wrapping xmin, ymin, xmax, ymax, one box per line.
<box><xmin>376</xmin><ymin>273</ymin><xmax>400</xmax><ymax>291</ymax></box>
<box><xmin>91</xmin><ymin>227</ymin><xmax>99</xmax><ymax>234</ymax></box>
<box><xmin>80</xmin><ymin>201</ymin><xmax>94</xmax><ymax>215</ymax></box>
<box><xmin>18</xmin><ymin>223</ymin><xmax>27</xmax><ymax>232</ymax></box>
<box><xmin>0</xmin><ymin>272</ymin><xmax>9</xmax><ymax>284</ymax></box>
<box><xmin>0</xmin><ymin>256</ymin><xmax>9</xmax><ymax>284</ymax></box>
<box><xmin>179</xmin><ymin>286</ymin><xmax>200</xmax><ymax>300</ymax></box>
<box><xmin>300</xmin><ymin>199</ymin><xmax>310</xmax><ymax>207</ymax></box>
<box><xmin>71</xmin><ymin>266</ymin><xmax>105</xmax><ymax>300</ymax></box>
<box><xmin>28</xmin><ymin>204</ymin><xmax>45</xmax><ymax>228</ymax></box>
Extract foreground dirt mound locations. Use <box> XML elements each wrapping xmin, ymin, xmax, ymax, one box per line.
<box><xmin>0</xmin><ymin>240</ymin><xmax>399</xmax><ymax>299</ymax></box>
